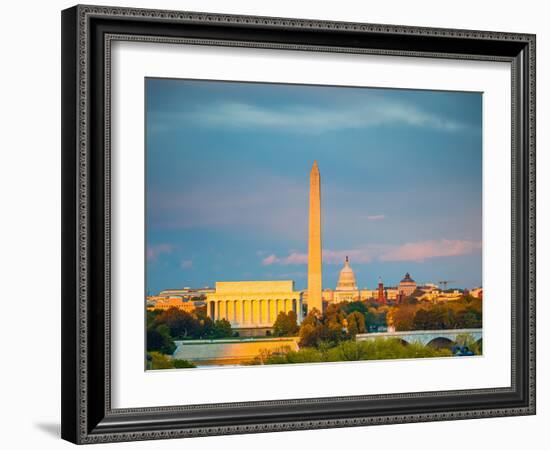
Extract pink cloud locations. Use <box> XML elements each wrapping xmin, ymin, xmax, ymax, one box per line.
<box><xmin>146</xmin><ymin>243</ymin><xmax>173</xmax><ymax>262</ymax></box>
<box><xmin>261</xmin><ymin>239</ymin><xmax>481</xmax><ymax>266</ymax></box>
<box><xmin>379</xmin><ymin>239</ymin><xmax>481</xmax><ymax>262</ymax></box>
<box><xmin>262</xmin><ymin>252</ymin><xmax>308</xmax><ymax>266</ymax></box>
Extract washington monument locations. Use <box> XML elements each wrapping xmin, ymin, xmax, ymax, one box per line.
<box><xmin>307</xmin><ymin>161</ymin><xmax>323</xmax><ymax>313</ymax></box>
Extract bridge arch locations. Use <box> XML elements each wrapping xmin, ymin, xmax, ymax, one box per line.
<box><xmin>427</xmin><ymin>337</ymin><xmax>455</xmax><ymax>349</ymax></box>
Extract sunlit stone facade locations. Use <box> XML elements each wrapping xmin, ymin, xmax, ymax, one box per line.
<box><xmin>307</xmin><ymin>161</ymin><xmax>323</xmax><ymax>313</ymax></box>
<box><xmin>398</xmin><ymin>272</ymin><xmax>417</xmax><ymax>297</ymax></box>
<box><xmin>206</xmin><ymin>281</ymin><xmax>302</xmax><ymax>330</ymax></box>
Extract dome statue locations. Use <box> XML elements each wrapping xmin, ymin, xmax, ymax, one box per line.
<box><xmin>336</xmin><ymin>256</ymin><xmax>358</xmax><ymax>291</ymax></box>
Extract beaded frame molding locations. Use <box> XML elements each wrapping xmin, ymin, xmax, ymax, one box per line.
<box><xmin>61</xmin><ymin>4</ymin><xmax>536</xmax><ymax>444</ymax></box>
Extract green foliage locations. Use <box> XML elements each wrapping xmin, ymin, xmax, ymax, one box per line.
<box><xmin>413</xmin><ymin>306</ymin><xmax>455</xmax><ymax>330</ymax></box>
<box><xmin>173</xmin><ymin>359</ymin><xmax>197</xmax><ymax>369</ymax></box>
<box><xmin>148</xmin><ymin>307</ymin><xmax>234</xmax><ymax>341</ymax></box>
<box><xmin>387</xmin><ymin>295</ymin><xmax>482</xmax><ymax>332</ymax></box>
<box><xmin>154</xmin><ymin>307</ymin><xmax>201</xmax><ymax>339</ymax></box>
<box><xmin>147</xmin><ymin>352</ymin><xmax>196</xmax><ymax>370</ymax></box>
<box><xmin>146</xmin><ymin>324</ymin><xmax>176</xmax><ymax>354</ymax></box>
<box><xmin>346</xmin><ymin>311</ymin><xmax>366</xmax><ymax>338</ymax></box>
<box><xmin>342</xmin><ymin>301</ymin><xmax>368</xmax><ymax>316</ymax></box>
<box><xmin>299</xmin><ymin>323</ymin><xmax>322</xmax><ymax>348</ymax></box>
<box><xmin>365</xmin><ymin>308</ymin><xmax>387</xmax><ymax>330</ymax></box>
<box><xmin>250</xmin><ymin>338</ymin><xmax>453</xmax><ymax>365</ymax></box>
<box><xmin>455</xmin><ymin>308</ymin><xmax>482</xmax><ymax>328</ymax></box>
<box><xmin>298</xmin><ymin>308</ymin><xmax>347</xmax><ymax>347</ymax></box>
<box><xmin>212</xmin><ymin>319</ymin><xmax>232</xmax><ymax>338</ymax></box>
<box><xmin>148</xmin><ymin>351</ymin><xmax>175</xmax><ymax>369</ymax></box>
<box><xmin>273</xmin><ymin>310</ymin><xmax>299</xmax><ymax>336</ymax></box>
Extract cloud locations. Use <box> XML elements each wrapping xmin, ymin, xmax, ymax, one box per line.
<box><xmin>261</xmin><ymin>239</ymin><xmax>481</xmax><ymax>265</ymax></box>
<box><xmin>379</xmin><ymin>239</ymin><xmax>482</xmax><ymax>262</ymax></box>
<box><xmin>146</xmin><ymin>243</ymin><xmax>173</xmax><ymax>262</ymax></box>
<box><xmin>151</xmin><ymin>99</ymin><xmax>469</xmax><ymax>135</ymax></box>
<box><xmin>367</xmin><ymin>214</ymin><xmax>386</xmax><ymax>221</ymax></box>
<box><xmin>180</xmin><ymin>259</ymin><xmax>193</xmax><ymax>269</ymax></box>
<box><xmin>262</xmin><ymin>252</ymin><xmax>308</xmax><ymax>266</ymax></box>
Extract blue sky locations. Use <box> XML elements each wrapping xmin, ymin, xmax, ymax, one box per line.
<box><xmin>146</xmin><ymin>78</ymin><xmax>482</xmax><ymax>294</ymax></box>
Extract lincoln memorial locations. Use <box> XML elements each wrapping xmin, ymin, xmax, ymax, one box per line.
<box><xmin>206</xmin><ymin>281</ymin><xmax>303</xmax><ymax>336</ymax></box>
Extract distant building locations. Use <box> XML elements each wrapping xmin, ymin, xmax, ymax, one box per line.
<box><xmin>377</xmin><ymin>277</ymin><xmax>386</xmax><ymax>304</ymax></box>
<box><xmin>385</xmin><ymin>288</ymin><xmax>400</xmax><ymax>301</ymax></box>
<box><xmin>398</xmin><ymin>272</ymin><xmax>417</xmax><ymax>297</ymax></box>
<box><xmin>320</xmin><ymin>257</ymin><xmax>380</xmax><ymax>303</ymax></box>
<box><xmin>147</xmin><ymin>296</ymin><xmax>197</xmax><ymax>313</ymax></box>
<box><xmin>332</xmin><ymin>256</ymin><xmax>360</xmax><ymax>303</ymax></box>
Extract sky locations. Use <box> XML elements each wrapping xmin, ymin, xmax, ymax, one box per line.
<box><xmin>145</xmin><ymin>78</ymin><xmax>482</xmax><ymax>294</ymax></box>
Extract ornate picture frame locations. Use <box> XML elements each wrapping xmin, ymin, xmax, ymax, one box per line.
<box><xmin>61</xmin><ymin>4</ymin><xmax>536</xmax><ymax>444</ymax></box>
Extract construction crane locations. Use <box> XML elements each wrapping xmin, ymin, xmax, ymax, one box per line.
<box><xmin>438</xmin><ymin>280</ymin><xmax>457</xmax><ymax>290</ymax></box>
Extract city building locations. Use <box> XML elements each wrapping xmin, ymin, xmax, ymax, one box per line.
<box><xmin>146</xmin><ymin>296</ymin><xmax>197</xmax><ymax>313</ymax></box>
<box><xmin>153</xmin><ymin>287</ymin><xmax>213</xmax><ymax>308</ymax></box>
<box><xmin>377</xmin><ymin>277</ymin><xmax>387</xmax><ymax>304</ymax></box>
<box><xmin>332</xmin><ymin>256</ymin><xmax>360</xmax><ymax>303</ymax></box>
<box><xmin>398</xmin><ymin>272</ymin><xmax>417</xmax><ymax>297</ymax></box>
<box><xmin>205</xmin><ymin>280</ymin><xmax>302</xmax><ymax>336</ymax></box>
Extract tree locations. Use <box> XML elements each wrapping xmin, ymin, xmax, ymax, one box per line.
<box><xmin>146</xmin><ymin>324</ymin><xmax>176</xmax><ymax>354</ymax></box>
<box><xmin>365</xmin><ymin>307</ymin><xmax>387</xmax><ymax>331</ymax></box>
<box><xmin>148</xmin><ymin>351</ymin><xmax>175</xmax><ymax>369</ymax></box>
<box><xmin>154</xmin><ymin>307</ymin><xmax>201</xmax><ymax>339</ymax></box>
<box><xmin>455</xmin><ymin>308</ymin><xmax>482</xmax><ymax>328</ymax></box>
<box><xmin>200</xmin><ymin>316</ymin><xmax>215</xmax><ymax>338</ymax></box>
<box><xmin>212</xmin><ymin>319</ymin><xmax>232</xmax><ymax>338</ymax></box>
<box><xmin>298</xmin><ymin>323</ymin><xmax>319</xmax><ymax>348</ymax></box>
<box><xmin>388</xmin><ymin>304</ymin><xmax>418</xmax><ymax>331</ymax></box>
<box><xmin>273</xmin><ymin>311</ymin><xmax>299</xmax><ymax>336</ymax></box>
<box><xmin>413</xmin><ymin>306</ymin><xmax>454</xmax><ymax>330</ymax></box>
<box><xmin>346</xmin><ymin>311</ymin><xmax>366</xmax><ymax>338</ymax></box>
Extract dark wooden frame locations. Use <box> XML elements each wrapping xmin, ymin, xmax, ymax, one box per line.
<box><xmin>61</xmin><ymin>4</ymin><xmax>536</xmax><ymax>444</ymax></box>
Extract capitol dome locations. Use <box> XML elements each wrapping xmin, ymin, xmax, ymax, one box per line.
<box><xmin>336</xmin><ymin>256</ymin><xmax>358</xmax><ymax>291</ymax></box>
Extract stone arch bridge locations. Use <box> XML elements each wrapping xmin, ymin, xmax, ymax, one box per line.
<box><xmin>356</xmin><ymin>329</ymin><xmax>482</xmax><ymax>347</ymax></box>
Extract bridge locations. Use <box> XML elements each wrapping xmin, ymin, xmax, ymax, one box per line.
<box><xmin>356</xmin><ymin>329</ymin><xmax>482</xmax><ymax>347</ymax></box>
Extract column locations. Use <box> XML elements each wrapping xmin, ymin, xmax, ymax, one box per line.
<box><xmin>227</xmin><ymin>300</ymin><xmax>234</xmax><ymax>324</ymax></box>
<box><xmin>253</xmin><ymin>299</ymin><xmax>261</xmax><ymax>326</ymax></box>
<box><xmin>243</xmin><ymin>300</ymin><xmax>250</xmax><ymax>325</ymax></box>
<box><xmin>209</xmin><ymin>300</ymin><xmax>215</xmax><ymax>320</ymax></box>
<box><xmin>219</xmin><ymin>300</ymin><xmax>226</xmax><ymax>321</ymax></box>
<box><xmin>234</xmin><ymin>300</ymin><xmax>241</xmax><ymax>327</ymax></box>
<box><xmin>269</xmin><ymin>299</ymin><xmax>276</xmax><ymax>325</ymax></box>
<box><xmin>261</xmin><ymin>300</ymin><xmax>268</xmax><ymax>326</ymax></box>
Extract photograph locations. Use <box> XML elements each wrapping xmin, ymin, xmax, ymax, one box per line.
<box><xmin>144</xmin><ymin>78</ymin><xmax>484</xmax><ymax>370</ymax></box>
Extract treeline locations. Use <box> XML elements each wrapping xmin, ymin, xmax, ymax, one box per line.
<box><xmin>147</xmin><ymin>307</ymin><xmax>234</xmax><ymax>355</ymax></box>
<box><xmin>247</xmin><ymin>338</ymin><xmax>454</xmax><ymax>365</ymax></box>
<box><xmin>272</xmin><ymin>296</ymin><xmax>481</xmax><ymax>349</ymax></box>
<box><xmin>388</xmin><ymin>296</ymin><xmax>482</xmax><ymax>331</ymax></box>
<box><xmin>270</xmin><ymin>301</ymin><xmax>386</xmax><ymax>348</ymax></box>
<box><xmin>147</xmin><ymin>351</ymin><xmax>196</xmax><ymax>370</ymax></box>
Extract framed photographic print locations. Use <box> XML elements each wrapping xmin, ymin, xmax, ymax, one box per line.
<box><xmin>61</xmin><ymin>4</ymin><xmax>536</xmax><ymax>444</ymax></box>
